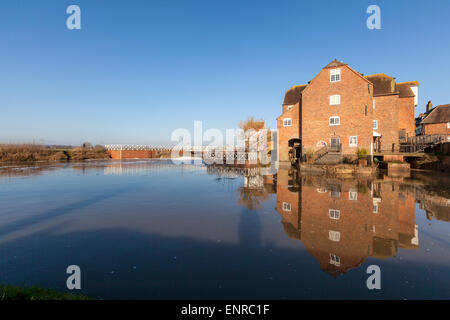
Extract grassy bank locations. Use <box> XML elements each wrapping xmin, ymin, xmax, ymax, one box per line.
<box><xmin>0</xmin><ymin>285</ymin><xmax>91</xmax><ymax>300</ymax></box>
<box><xmin>0</xmin><ymin>144</ymin><xmax>111</xmax><ymax>162</ymax></box>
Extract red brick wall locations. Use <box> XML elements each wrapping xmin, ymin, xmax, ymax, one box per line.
<box><xmin>423</xmin><ymin>122</ymin><xmax>450</xmax><ymax>135</ymax></box>
<box><xmin>108</xmin><ymin>150</ymin><xmax>156</xmax><ymax>159</ymax></box>
<box><xmin>398</xmin><ymin>96</ymin><xmax>415</xmax><ymax>140</ymax></box>
<box><xmin>301</xmin><ymin>65</ymin><xmax>373</xmax><ymax>156</ymax></box>
<box><xmin>277</xmin><ymin>101</ymin><xmax>301</xmax><ymax>162</ymax></box>
<box><xmin>373</xmin><ymin>95</ymin><xmax>399</xmax><ymax>151</ymax></box>
<box><xmin>275</xmin><ymin>169</ymin><xmax>300</xmax><ymax>234</ymax></box>
<box><xmin>275</xmin><ymin>174</ymin><xmax>417</xmax><ymax>274</ymax></box>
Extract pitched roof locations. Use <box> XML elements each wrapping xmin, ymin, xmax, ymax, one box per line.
<box><xmin>397</xmin><ymin>83</ymin><xmax>415</xmax><ymax>98</ymax></box>
<box><xmin>421</xmin><ymin>104</ymin><xmax>450</xmax><ymax>124</ymax></box>
<box><xmin>283</xmin><ymin>85</ymin><xmax>307</xmax><ymax>105</ymax></box>
<box><xmin>324</xmin><ymin>59</ymin><xmax>347</xmax><ymax>69</ymax></box>
<box><xmin>397</xmin><ymin>81</ymin><xmax>419</xmax><ymax>87</ymax></box>
<box><xmin>364</xmin><ymin>73</ymin><xmax>398</xmax><ymax>96</ymax></box>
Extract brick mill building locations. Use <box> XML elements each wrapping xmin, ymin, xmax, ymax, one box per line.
<box><xmin>420</xmin><ymin>103</ymin><xmax>450</xmax><ymax>141</ymax></box>
<box><xmin>277</xmin><ymin>59</ymin><xmax>419</xmax><ymax>165</ymax></box>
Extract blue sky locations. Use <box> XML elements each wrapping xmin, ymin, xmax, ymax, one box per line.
<box><xmin>1</xmin><ymin>0</ymin><xmax>449</xmax><ymax>145</ymax></box>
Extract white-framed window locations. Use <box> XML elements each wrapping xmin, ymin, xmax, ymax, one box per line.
<box><xmin>349</xmin><ymin>136</ymin><xmax>358</xmax><ymax>147</ymax></box>
<box><xmin>283</xmin><ymin>118</ymin><xmax>292</xmax><ymax>127</ymax></box>
<box><xmin>330</xmin><ymin>69</ymin><xmax>341</xmax><ymax>83</ymax></box>
<box><xmin>373</xmin><ymin>120</ymin><xmax>378</xmax><ymax>129</ymax></box>
<box><xmin>317</xmin><ymin>187</ymin><xmax>327</xmax><ymax>193</ymax></box>
<box><xmin>287</xmin><ymin>105</ymin><xmax>294</xmax><ymax>110</ymax></box>
<box><xmin>373</xmin><ymin>203</ymin><xmax>378</xmax><ymax>213</ymax></box>
<box><xmin>329</xmin><ymin>116</ymin><xmax>340</xmax><ymax>126</ymax></box>
<box><xmin>329</xmin><ymin>253</ymin><xmax>341</xmax><ymax>266</ymax></box>
<box><xmin>447</xmin><ymin>122</ymin><xmax>450</xmax><ymax>129</ymax></box>
<box><xmin>329</xmin><ymin>209</ymin><xmax>340</xmax><ymax>220</ymax></box>
<box><xmin>331</xmin><ymin>190</ymin><xmax>341</xmax><ymax>198</ymax></box>
<box><xmin>330</xmin><ymin>95</ymin><xmax>341</xmax><ymax>105</ymax></box>
<box><xmin>349</xmin><ymin>191</ymin><xmax>358</xmax><ymax>201</ymax></box>
<box><xmin>282</xmin><ymin>202</ymin><xmax>291</xmax><ymax>212</ymax></box>
<box><xmin>329</xmin><ymin>230</ymin><xmax>341</xmax><ymax>242</ymax></box>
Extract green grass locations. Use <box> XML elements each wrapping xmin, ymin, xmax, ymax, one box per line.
<box><xmin>0</xmin><ymin>285</ymin><xmax>92</xmax><ymax>300</ymax></box>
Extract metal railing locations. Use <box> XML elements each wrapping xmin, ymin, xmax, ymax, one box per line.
<box><xmin>407</xmin><ymin>134</ymin><xmax>447</xmax><ymax>145</ymax></box>
<box><xmin>313</xmin><ymin>143</ymin><xmax>342</xmax><ymax>162</ymax></box>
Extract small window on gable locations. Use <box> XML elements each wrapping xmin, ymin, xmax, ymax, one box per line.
<box><xmin>282</xmin><ymin>202</ymin><xmax>291</xmax><ymax>212</ymax></box>
<box><xmin>330</xmin><ymin>69</ymin><xmax>341</xmax><ymax>82</ymax></box>
<box><xmin>329</xmin><ymin>230</ymin><xmax>341</xmax><ymax>242</ymax></box>
<box><xmin>317</xmin><ymin>187</ymin><xmax>327</xmax><ymax>193</ymax></box>
<box><xmin>330</xmin><ymin>253</ymin><xmax>340</xmax><ymax>266</ymax></box>
<box><xmin>373</xmin><ymin>100</ymin><xmax>376</xmax><ymax>109</ymax></box>
<box><xmin>287</xmin><ymin>105</ymin><xmax>294</xmax><ymax>110</ymax></box>
<box><xmin>329</xmin><ymin>116</ymin><xmax>340</xmax><ymax>126</ymax></box>
<box><xmin>283</xmin><ymin>118</ymin><xmax>292</xmax><ymax>127</ymax></box>
<box><xmin>330</xmin><ymin>95</ymin><xmax>340</xmax><ymax>105</ymax></box>
<box><xmin>373</xmin><ymin>203</ymin><xmax>379</xmax><ymax>213</ymax></box>
<box><xmin>349</xmin><ymin>190</ymin><xmax>358</xmax><ymax>201</ymax></box>
<box><xmin>329</xmin><ymin>209</ymin><xmax>340</xmax><ymax>220</ymax></box>
<box><xmin>373</xmin><ymin>120</ymin><xmax>378</xmax><ymax>129</ymax></box>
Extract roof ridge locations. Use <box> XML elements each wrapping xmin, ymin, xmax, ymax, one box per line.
<box><xmin>397</xmin><ymin>81</ymin><xmax>419</xmax><ymax>86</ymax></box>
<box><xmin>365</xmin><ymin>73</ymin><xmax>394</xmax><ymax>78</ymax></box>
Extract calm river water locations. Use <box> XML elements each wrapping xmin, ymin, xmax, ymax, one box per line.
<box><xmin>0</xmin><ymin>160</ymin><xmax>449</xmax><ymax>299</ymax></box>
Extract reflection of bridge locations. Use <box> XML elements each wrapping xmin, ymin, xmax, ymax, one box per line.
<box><xmin>103</xmin><ymin>160</ymin><xmax>206</xmax><ymax>176</ymax></box>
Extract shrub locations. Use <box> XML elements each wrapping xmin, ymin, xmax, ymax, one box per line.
<box><xmin>356</xmin><ymin>148</ymin><xmax>368</xmax><ymax>159</ymax></box>
<box><xmin>305</xmin><ymin>149</ymin><xmax>314</xmax><ymax>158</ymax></box>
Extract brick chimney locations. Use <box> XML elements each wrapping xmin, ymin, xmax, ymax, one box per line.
<box><xmin>426</xmin><ymin>101</ymin><xmax>433</xmax><ymax>113</ymax></box>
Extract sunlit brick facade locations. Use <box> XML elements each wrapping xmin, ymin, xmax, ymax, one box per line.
<box><xmin>277</xmin><ymin>60</ymin><xmax>418</xmax><ymax>165</ymax></box>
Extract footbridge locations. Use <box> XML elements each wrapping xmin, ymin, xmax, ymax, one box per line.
<box><xmin>104</xmin><ymin>144</ymin><xmax>261</xmax><ymax>163</ymax></box>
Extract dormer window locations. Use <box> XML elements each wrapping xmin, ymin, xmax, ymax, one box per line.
<box><xmin>330</xmin><ymin>69</ymin><xmax>341</xmax><ymax>82</ymax></box>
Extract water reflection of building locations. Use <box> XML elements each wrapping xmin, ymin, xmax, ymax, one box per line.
<box><xmin>276</xmin><ymin>169</ymin><xmax>419</xmax><ymax>277</ymax></box>
<box><xmin>208</xmin><ymin>165</ymin><xmax>276</xmax><ymax>211</ymax></box>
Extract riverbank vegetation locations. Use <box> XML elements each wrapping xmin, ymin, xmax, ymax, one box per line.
<box><xmin>0</xmin><ymin>285</ymin><xmax>91</xmax><ymax>300</ymax></box>
<box><xmin>0</xmin><ymin>143</ymin><xmax>111</xmax><ymax>162</ymax></box>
